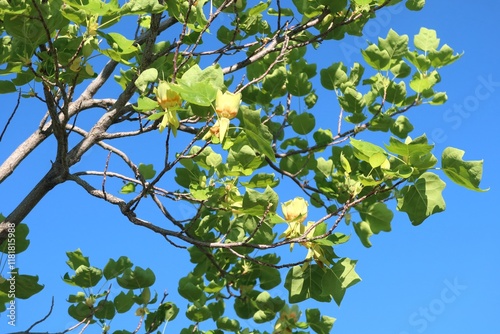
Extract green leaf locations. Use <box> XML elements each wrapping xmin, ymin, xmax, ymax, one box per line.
<box><xmin>291</xmin><ymin>59</ymin><xmax>317</xmax><ymax>79</ymax></box>
<box><xmin>66</xmin><ymin>249</ymin><xmax>90</xmax><ymax>270</ymax></box>
<box><xmin>186</xmin><ymin>305</ymin><xmax>211</xmax><ymax>322</ymax></box>
<box><xmin>397</xmin><ymin>172</ymin><xmax>446</xmax><ymax>225</ymax></box>
<box><xmin>406</xmin><ymin>0</ymin><xmax>425</xmax><ymax>11</ymax></box>
<box><xmin>217</xmin><ymin>25</ymin><xmax>240</xmax><ymax>44</ymax></box>
<box><xmin>320</xmin><ymin>62</ymin><xmax>348</xmax><ymax>90</ymax></box>
<box><xmin>145</xmin><ymin>309</ymin><xmax>164</xmax><ymax>331</ymax></box>
<box><xmin>138</xmin><ymin>163</ymin><xmax>156</xmax><ymax>180</ymax></box>
<box><xmin>239</xmin><ymin>107</ymin><xmax>276</xmax><ymax>161</ymax></box>
<box><xmin>67</xmin><ymin>291</ymin><xmax>86</xmax><ymax>303</ymax></box>
<box><xmin>390</xmin><ymin>115</ymin><xmax>414</xmax><ymax>138</ymax></box>
<box><xmin>204</xmin><ymin>279</ymin><xmax>225</xmax><ymax>293</ymax></box>
<box><xmin>243</xmin><ymin>216</ymin><xmax>276</xmax><ymax>244</ymax></box>
<box><xmin>350</xmin><ymin>138</ymin><xmax>386</xmax><ymax>162</ymax></box>
<box><xmin>409</xmin><ymin>70</ymin><xmax>440</xmax><ymax>93</ymax></box>
<box><xmin>119</xmin><ymin>0</ymin><xmax>166</xmax><ymax>14</ymax></box>
<box><xmin>305</xmin><ymin>90</ymin><xmax>319</xmax><ymax>108</ymax></box>
<box><xmin>385</xmin><ymin>135</ymin><xmax>436</xmax><ymax>170</ymax></box>
<box><xmin>287</xmin><ymin>72</ymin><xmax>312</xmax><ymax>96</ymax></box>
<box><xmin>378</xmin><ymin>29</ymin><xmax>409</xmax><ymax>59</ymax></box>
<box><xmin>242</xmin><ymin>186</ymin><xmax>279</xmax><ymax>215</ymax></box>
<box><xmin>0</xmin><ymin>80</ymin><xmax>16</xmax><ymax>94</ymax></box>
<box><xmin>72</xmin><ymin>266</ymin><xmax>103</xmax><ymax>288</ymax></box>
<box><xmin>120</xmin><ymin>182</ymin><xmax>136</xmax><ymax>194</ymax></box>
<box><xmin>172</xmin><ymin>64</ymin><xmax>224</xmax><ymax>106</ymax></box>
<box><xmin>241</xmin><ymin>173</ymin><xmax>280</xmax><ymax>188</ymax></box>
<box><xmin>441</xmin><ymin>147</ymin><xmax>487</xmax><ymax>192</ymax></box>
<box><xmin>254</xmin><ymin>291</ymin><xmax>274</xmax><ymax>312</ymax></box>
<box><xmin>359</xmin><ymin>202</ymin><xmax>393</xmax><ymax>233</ymax></box>
<box><xmin>262</xmin><ymin>66</ymin><xmax>287</xmax><ymax>98</ymax></box>
<box><xmin>414</xmin><ymin>27</ymin><xmax>439</xmax><ymax>51</ymax></box>
<box><xmin>137</xmin><ymin>287</ymin><xmax>152</xmax><ymax>305</ymax></box>
<box><xmin>316</xmin><ymin>157</ymin><xmax>334</xmax><ymax>177</ymax></box>
<box><xmin>428</xmin><ymin>44</ymin><xmax>462</xmax><ymax>68</ymax></box>
<box><xmin>354</xmin><ymin>202</ymin><xmax>393</xmax><ymax>247</ymax></box>
<box><xmin>217</xmin><ymin>317</ymin><xmax>240</xmax><ymax>331</ymax></box>
<box><xmin>268</xmin><ymin>7</ymin><xmax>295</xmax><ymax>16</ymax></box>
<box><xmin>95</xmin><ymin>300</ymin><xmax>115</xmax><ymax>320</ymax></box>
<box><xmin>390</xmin><ymin>60</ymin><xmax>412</xmax><ymax>78</ymax></box>
<box><xmin>385</xmin><ymin>81</ymin><xmax>407</xmax><ymax>105</ymax></box>
<box><xmin>0</xmin><ymin>273</ymin><xmax>44</xmax><ymax>299</ymax></box>
<box><xmin>249</xmin><ymin>1</ymin><xmax>269</xmax><ymax>15</ymax></box>
<box><xmin>114</xmin><ymin>290</ymin><xmax>135</xmax><ymax>313</ymax></box>
<box><xmin>0</xmin><ymin>223</ymin><xmax>30</xmax><ymax>254</ymax></box>
<box><xmin>284</xmin><ymin>265</ymin><xmax>331</xmax><ymax>303</ymax></box>
<box><xmin>227</xmin><ymin>143</ymin><xmax>263</xmax><ymax>176</ymax></box>
<box><xmin>313</xmin><ymin>128</ymin><xmax>333</xmax><ymax>146</ymax></box>
<box><xmin>368</xmin><ymin>152</ymin><xmax>387</xmax><ymax>168</ymax></box>
<box><xmin>306</xmin><ymin>308</ymin><xmax>336</xmax><ymax>334</ymax></box>
<box><xmin>16</xmin><ymin>274</ymin><xmax>44</xmax><ymax>299</ymax></box>
<box><xmin>259</xmin><ymin>266</ymin><xmax>281</xmax><ymax>290</ymax></box>
<box><xmin>322</xmin><ymin>258</ymin><xmax>361</xmax><ymax>306</ymax></box>
<box><xmin>172</xmin><ymin>81</ymin><xmax>216</xmax><ymax>106</ymax></box>
<box><xmin>68</xmin><ymin>302</ymin><xmax>92</xmax><ymax>321</ymax></box>
<box><xmin>145</xmin><ymin>302</ymin><xmax>179</xmax><ymax>331</ymax></box>
<box><xmin>104</xmin><ymin>256</ymin><xmax>133</xmax><ymax>280</ymax></box>
<box><xmin>338</xmin><ymin>87</ymin><xmax>365</xmax><ymax>113</ymax></box>
<box><xmin>163</xmin><ymin>302</ymin><xmax>179</xmax><ymax>321</ymax></box>
<box><xmin>292</xmin><ymin>112</ymin><xmax>316</xmax><ymax>135</ymax></box>
<box><xmin>430</xmin><ymin>92</ymin><xmax>448</xmax><ymax>105</ymax></box>
<box><xmin>178</xmin><ymin>274</ymin><xmax>204</xmax><ymax>303</ymax></box>
<box><xmin>135</xmin><ymin>68</ymin><xmax>158</xmax><ymax>92</ymax></box>
<box><xmin>361</xmin><ymin>44</ymin><xmax>391</xmax><ymax>70</ymax></box>
<box><xmin>98</xmin><ymin>31</ymin><xmax>138</xmax><ymax>63</ymax></box>
<box><xmin>253</xmin><ymin>309</ymin><xmax>276</xmax><ymax>323</ymax></box>
<box><xmin>340</xmin><ymin>152</ymin><xmax>351</xmax><ymax>173</ymax></box>
<box><xmin>117</xmin><ymin>267</ymin><xmax>156</xmax><ymax>289</ymax></box>
<box><xmin>207</xmin><ymin>299</ymin><xmax>224</xmax><ymax>321</ymax></box>
<box><xmin>353</xmin><ymin>221</ymin><xmax>374</xmax><ymax>248</ymax></box>
<box><xmin>135</xmin><ymin>96</ymin><xmax>159</xmax><ymax>111</ymax></box>
<box><xmin>281</xmin><ymin>137</ymin><xmax>309</xmax><ymax>150</ymax></box>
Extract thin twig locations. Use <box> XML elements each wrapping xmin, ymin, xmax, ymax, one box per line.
<box><xmin>23</xmin><ymin>296</ymin><xmax>55</xmax><ymax>332</ymax></box>
<box><xmin>102</xmin><ymin>151</ymin><xmax>112</xmax><ymax>201</ymax></box>
<box><xmin>0</xmin><ymin>90</ymin><xmax>21</xmax><ymax>142</ymax></box>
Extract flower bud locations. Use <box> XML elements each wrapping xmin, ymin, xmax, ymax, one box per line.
<box><xmin>155</xmin><ymin>81</ymin><xmax>182</xmax><ymax>110</ymax></box>
<box><xmin>281</xmin><ymin>197</ymin><xmax>308</xmax><ymax>223</ymax></box>
<box><xmin>215</xmin><ymin>90</ymin><xmax>241</xmax><ymax>120</ymax></box>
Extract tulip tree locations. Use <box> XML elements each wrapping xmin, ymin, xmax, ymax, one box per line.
<box><xmin>0</xmin><ymin>0</ymin><xmax>487</xmax><ymax>333</ymax></box>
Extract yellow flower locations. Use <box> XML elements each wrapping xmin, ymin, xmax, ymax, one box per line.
<box><xmin>155</xmin><ymin>81</ymin><xmax>182</xmax><ymax>110</ymax></box>
<box><xmin>209</xmin><ymin>121</ymin><xmax>220</xmax><ymax>137</ymax></box>
<box><xmin>202</xmin><ymin>117</ymin><xmax>230</xmax><ymax>143</ymax></box>
<box><xmin>154</xmin><ymin>81</ymin><xmax>182</xmax><ymax>135</ymax></box>
<box><xmin>215</xmin><ymin>90</ymin><xmax>241</xmax><ymax>120</ymax></box>
<box><xmin>159</xmin><ymin>108</ymin><xmax>179</xmax><ymax>134</ymax></box>
<box><xmin>281</xmin><ymin>197</ymin><xmax>308</xmax><ymax>223</ymax></box>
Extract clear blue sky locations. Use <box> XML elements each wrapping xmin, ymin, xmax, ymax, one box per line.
<box><xmin>0</xmin><ymin>1</ymin><xmax>498</xmax><ymax>333</ymax></box>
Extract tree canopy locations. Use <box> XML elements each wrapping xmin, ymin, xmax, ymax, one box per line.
<box><xmin>0</xmin><ymin>0</ymin><xmax>486</xmax><ymax>333</ymax></box>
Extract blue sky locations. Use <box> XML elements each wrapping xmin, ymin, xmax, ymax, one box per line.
<box><xmin>1</xmin><ymin>1</ymin><xmax>499</xmax><ymax>333</ymax></box>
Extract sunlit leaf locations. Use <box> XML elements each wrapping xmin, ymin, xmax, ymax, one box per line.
<box><xmin>397</xmin><ymin>172</ymin><xmax>446</xmax><ymax>225</ymax></box>
<box><xmin>442</xmin><ymin>147</ymin><xmax>487</xmax><ymax>192</ymax></box>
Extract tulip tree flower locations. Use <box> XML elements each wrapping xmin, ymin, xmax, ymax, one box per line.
<box><xmin>279</xmin><ymin>197</ymin><xmax>309</xmax><ymax>248</ymax></box>
<box><xmin>301</xmin><ymin>222</ymin><xmax>332</xmax><ymax>268</ymax></box>
<box><xmin>154</xmin><ymin>81</ymin><xmax>182</xmax><ymax>135</ymax></box>
<box><xmin>274</xmin><ymin>305</ymin><xmax>301</xmax><ymax>333</ymax></box>
<box><xmin>215</xmin><ymin>90</ymin><xmax>241</xmax><ymax>120</ymax></box>
<box><xmin>282</xmin><ymin>197</ymin><xmax>308</xmax><ymax>223</ymax></box>
<box><xmin>205</xmin><ymin>90</ymin><xmax>241</xmax><ymax>143</ymax></box>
